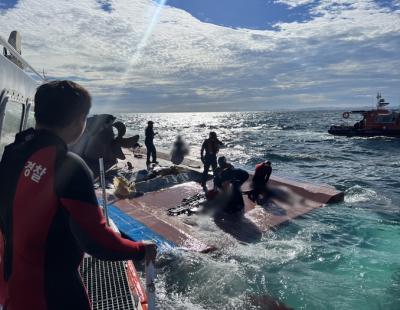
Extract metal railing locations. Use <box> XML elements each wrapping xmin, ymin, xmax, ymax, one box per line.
<box><xmin>98</xmin><ymin>157</ymin><xmax>156</xmax><ymax>310</ymax></box>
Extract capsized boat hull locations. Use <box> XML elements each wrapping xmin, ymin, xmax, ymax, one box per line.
<box><xmin>100</xmin><ymin>150</ymin><xmax>343</xmax><ymax>252</ymax></box>
<box><xmin>328</xmin><ymin>126</ymin><xmax>400</xmax><ymax>137</ymax></box>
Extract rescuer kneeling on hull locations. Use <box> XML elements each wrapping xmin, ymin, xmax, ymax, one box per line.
<box><xmin>213</xmin><ymin>156</ymin><xmax>249</xmax><ymax>214</ymax></box>
<box><xmin>0</xmin><ymin>80</ymin><xmax>156</xmax><ymax>310</ymax></box>
<box><xmin>248</xmin><ymin>160</ymin><xmax>272</xmax><ymax>204</ymax></box>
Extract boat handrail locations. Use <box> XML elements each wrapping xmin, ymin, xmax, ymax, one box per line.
<box><xmin>0</xmin><ymin>34</ymin><xmax>44</xmax><ymax>81</ymax></box>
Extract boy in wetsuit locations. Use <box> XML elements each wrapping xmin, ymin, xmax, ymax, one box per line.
<box><xmin>0</xmin><ymin>80</ymin><xmax>156</xmax><ymax>310</ymax></box>
<box><xmin>200</xmin><ymin>131</ymin><xmax>223</xmax><ymax>189</ymax></box>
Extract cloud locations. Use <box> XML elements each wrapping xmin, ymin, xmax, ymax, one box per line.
<box><xmin>274</xmin><ymin>0</ymin><xmax>315</xmax><ymax>9</ymax></box>
<box><xmin>0</xmin><ymin>0</ymin><xmax>399</xmax><ymax>112</ymax></box>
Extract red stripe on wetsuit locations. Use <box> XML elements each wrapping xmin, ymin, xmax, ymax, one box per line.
<box><xmin>60</xmin><ymin>198</ymin><xmax>145</xmax><ymax>259</ymax></box>
<box><xmin>6</xmin><ymin>147</ymin><xmax>57</xmax><ymax>309</ymax></box>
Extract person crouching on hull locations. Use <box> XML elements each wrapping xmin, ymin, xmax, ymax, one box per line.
<box><xmin>248</xmin><ymin>160</ymin><xmax>272</xmax><ymax>203</ymax></box>
<box><xmin>0</xmin><ymin>80</ymin><xmax>156</xmax><ymax>310</ymax></box>
<box><xmin>213</xmin><ymin>156</ymin><xmax>249</xmax><ymax>214</ymax></box>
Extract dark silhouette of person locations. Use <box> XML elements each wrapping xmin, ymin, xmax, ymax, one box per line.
<box><xmin>145</xmin><ymin>121</ymin><xmax>158</xmax><ymax>165</ymax></box>
<box><xmin>213</xmin><ymin>156</ymin><xmax>234</xmax><ymax>189</ymax></box>
<box><xmin>248</xmin><ymin>161</ymin><xmax>272</xmax><ymax>203</ymax></box>
<box><xmin>213</xmin><ymin>156</ymin><xmax>249</xmax><ymax>213</ymax></box>
<box><xmin>200</xmin><ymin>132</ymin><xmax>223</xmax><ymax>188</ymax></box>
<box><xmin>171</xmin><ymin>135</ymin><xmax>188</xmax><ymax>165</ymax></box>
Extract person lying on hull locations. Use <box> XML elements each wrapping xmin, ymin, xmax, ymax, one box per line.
<box><xmin>200</xmin><ymin>131</ymin><xmax>224</xmax><ymax>190</ymax></box>
<box><xmin>248</xmin><ymin>160</ymin><xmax>272</xmax><ymax>204</ymax></box>
<box><xmin>0</xmin><ymin>80</ymin><xmax>156</xmax><ymax>310</ymax></box>
<box><xmin>212</xmin><ymin>156</ymin><xmax>249</xmax><ymax>214</ymax></box>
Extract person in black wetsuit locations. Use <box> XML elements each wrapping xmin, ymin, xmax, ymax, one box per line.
<box><xmin>145</xmin><ymin>121</ymin><xmax>158</xmax><ymax>165</ymax></box>
<box><xmin>214</xmin><ymin>156</ymin><xmax>249</xmax><ymax>213</ymax></box>
<box><xmin>213</xmin><ymin>156</ymin><xmax>234</xmax><ymax>189</ymax></box>
<box><xmin>200</xmin><ymin>132</ymin><xmax>223</xmax><ymax>189</ymax></box>
<box><xmin>0</xmin><ymin>80</ymin><xmax>156</xmax><ymax>310</ymax></box>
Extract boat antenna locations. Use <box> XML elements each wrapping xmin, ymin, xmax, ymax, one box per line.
<box><xmin>42</xmin><ymin>69</ymin><xmax>49</xmax><ymax>82</ymax></box>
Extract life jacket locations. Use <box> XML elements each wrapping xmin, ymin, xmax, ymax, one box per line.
<box><xmin>253</xmin><ymin>162</ymin><xmax>272</xmax><ymax>185</ymax></box>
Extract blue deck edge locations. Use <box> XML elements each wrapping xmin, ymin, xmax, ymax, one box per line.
<box><xmin>108</xmin><ymin>204</ymin><xmax>176</xmax><ymax>250</ymax></box>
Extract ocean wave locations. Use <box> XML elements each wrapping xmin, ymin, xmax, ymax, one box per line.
<box><xmin>265</xmin><ymin>152</ymin><xmax>321</xmax><ymax>162</ymax></box>
<box><xmin>120</xmin><ymin>111</ymin><xmax>400</xmax><ymax>309</ymax></box>
<box><xmin>223</xmin><ymin>236</ymin><xmax>309</xmax><ymax>266</ymax></box>
<box><xmin>344</xmin><ymin>186</ymin><xmax>378</xmax><ymax>203</ymax></box>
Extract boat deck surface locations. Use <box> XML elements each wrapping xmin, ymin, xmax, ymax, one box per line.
<box><xmin>100</xmin><ymin>150</ymin><xmax>343</xmax><ymax>252</ymax></box>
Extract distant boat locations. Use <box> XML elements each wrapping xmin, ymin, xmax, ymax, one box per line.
<box><xmin>328</xmin><ymin>93</ymin><xmax>400</xmax><ymax>137</ymax></box>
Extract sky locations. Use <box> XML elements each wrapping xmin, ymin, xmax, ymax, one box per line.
<box><xmin>0</xmin><ymin>0</ymin><xmax>399</xmax><ymax>112</ymax></box>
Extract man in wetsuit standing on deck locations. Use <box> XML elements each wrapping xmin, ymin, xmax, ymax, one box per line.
<box><xmin>145</xmin><ymin>120</ymin><xmax>158</xmax><ymax>165</ymax></box>
<box><xmin>200</xmin><ymin>131</ymin><xmax>223</xmax><ymax>190</ymax></box>
<box><xmin>0</xmin><ymin>80</ymin><xmax>156</xmax><ymax>310</ymax></box>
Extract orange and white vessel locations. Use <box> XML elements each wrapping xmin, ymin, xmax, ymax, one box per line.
<box><xmin>329</xmin><ymin>93</ymin><xmax>400</xmax><ymax>137</ymax></box>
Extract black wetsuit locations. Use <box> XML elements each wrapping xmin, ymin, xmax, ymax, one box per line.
<box><xmin>201</xmin><ymin>138</ymin><xmax>223</xmax><ymax>186</ymax></box>
<box><xmin>217</xmin><ymin>166</ymin><xmax>249</xmax><ymax>213</ymax></box>
<box><xmin>213</xmin><ymin>163</ymin><xmax>234</xmax><ymax>189</ymax></box>
<box><xmin>0</xmin><ymin>129</ymin><xmax>145</xmax><ymax>310</ymax></box>
<box><xmin>145</xmin><ymin>126</ymin><xmax>157</xmax><ymax>164</ymax></box>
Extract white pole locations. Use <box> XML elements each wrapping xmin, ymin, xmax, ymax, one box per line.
<box><xmin>99</xmin><ymin>158</ymin><xmax>110</xmax><ymax>226</ymax></box>
<box><xmin>145</xmin><ymin>260</ymin><xmax>156</xmax><ymax>310</ymax></box>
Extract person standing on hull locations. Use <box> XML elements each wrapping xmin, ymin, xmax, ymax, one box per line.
<box><xmin>145</xmin><ymin>120</ymin><xmax>158</xmax><ymax>165</ymax></box>
<box><xmin>0</xmin><ymin>80</ymin><xmax>157</xmax><ymax>310</ymax></box>
<box><xmin>248</xmin><ymin>160</ymin><xmax>272</xmax><ymax>203</ymax></box>
<box><xmin>200</xmin><ymin>131</ymin><xmax>223</xmax><ymax>190</ymax></box>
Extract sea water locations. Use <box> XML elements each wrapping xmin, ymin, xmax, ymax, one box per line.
<box><xmin>119</xmin><ymin>111</ymin><xmax>400</xmax><ymax>310</ymax></box>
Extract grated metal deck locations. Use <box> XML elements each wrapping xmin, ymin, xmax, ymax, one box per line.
<box><xmin>80</xmin><ymin>257</ymin><xmax>139</xmax><ymax>310</ymax></box>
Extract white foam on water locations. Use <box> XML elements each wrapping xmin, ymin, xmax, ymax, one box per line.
<box><xmin>344</xmin><ymin>185</ymin><xmax>392</xmax><ymax>204</ymax></box>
